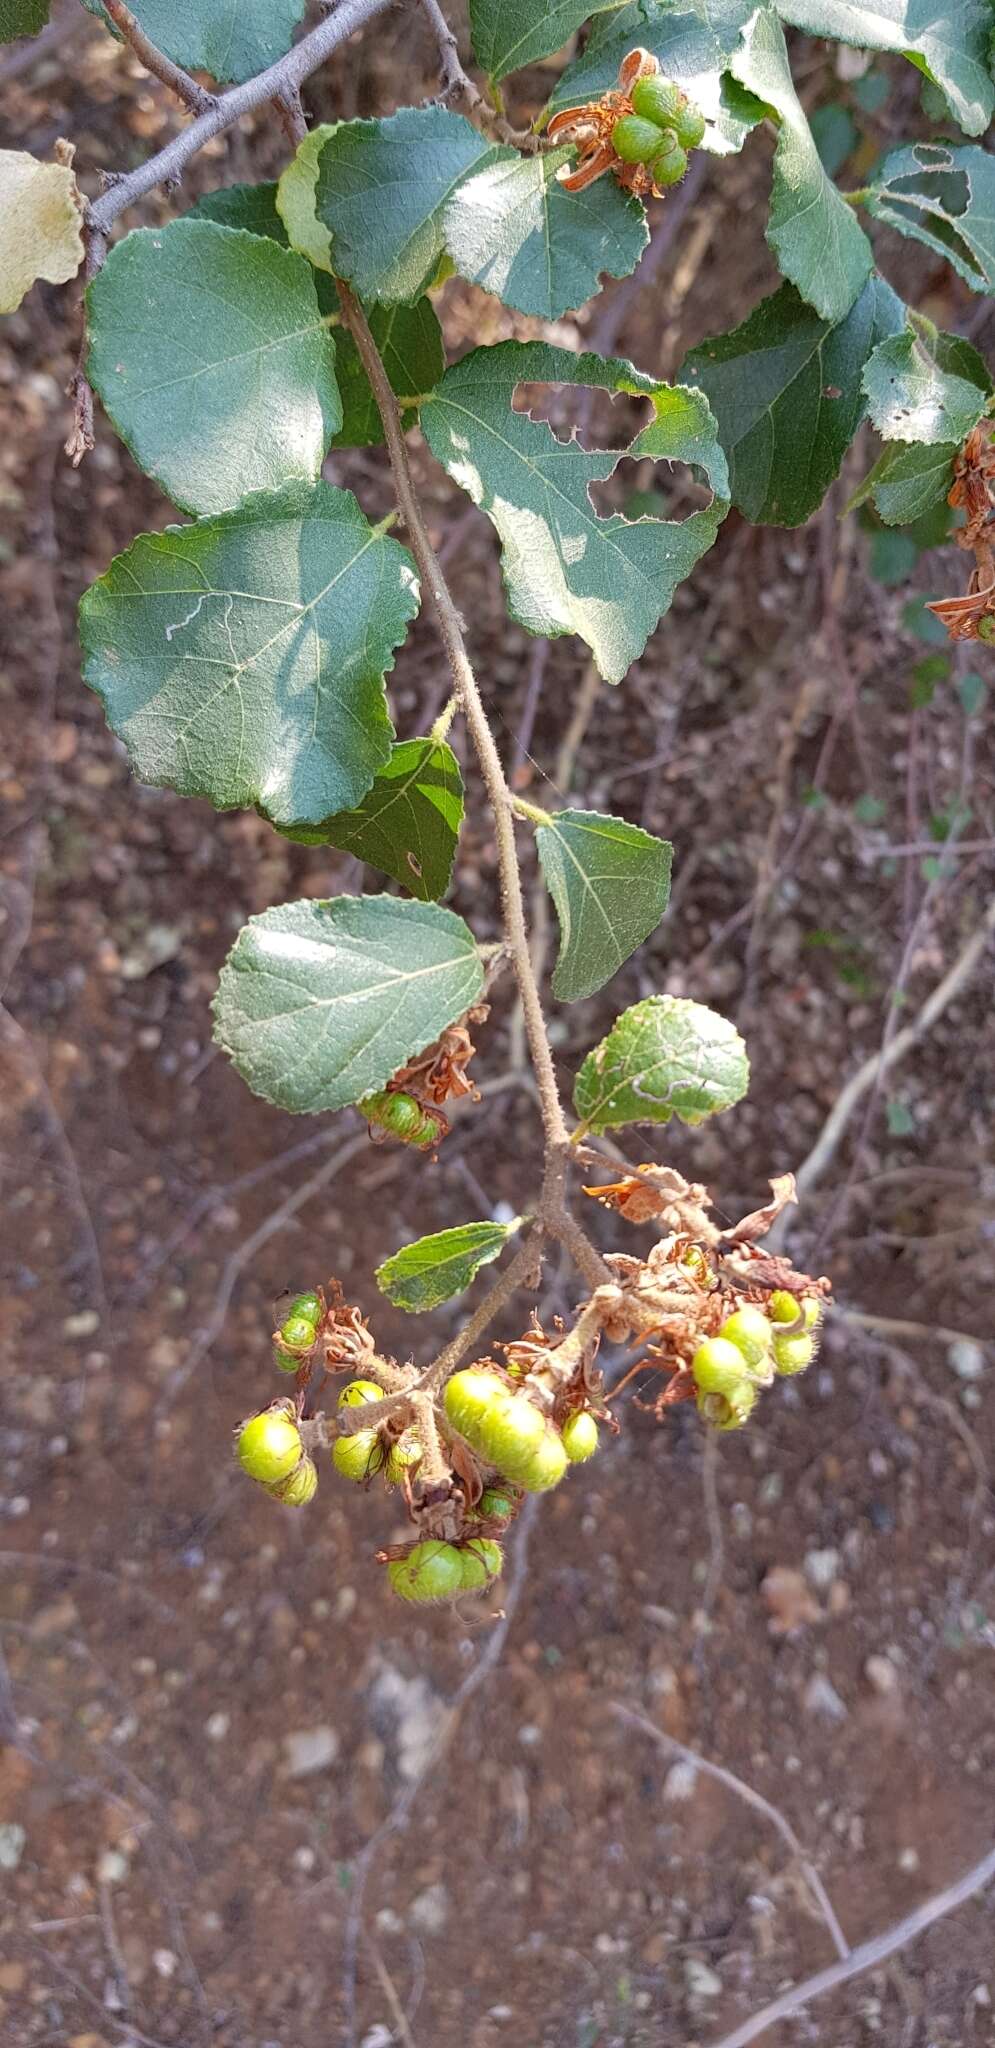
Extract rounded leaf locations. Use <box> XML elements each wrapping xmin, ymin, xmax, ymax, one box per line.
<box><xmin>213</xmin><ymin>896</ymin><xmax>484</xmax><ymax>1116</ymax></box>
<box><xmin>573</xmin><ymin>994</ymin><xmax>749</xmax><ymax>1134</ymax></box>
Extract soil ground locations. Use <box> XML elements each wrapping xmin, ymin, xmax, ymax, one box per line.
<box><xmin>1</xmin><ymin>11</ymin><xmax>994</xmax><ymax>2048</ymax></box>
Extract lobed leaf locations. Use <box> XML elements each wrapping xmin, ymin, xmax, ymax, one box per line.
<box><xmin>729</xmin><ymin>5</ymin><xmax>873</xmax><ymax>322</ymax></box>
<box><xmin>87</xmin><ymin>220</ymin><xmax>342</xmax><ymax>515</ymax></box>
<box><xmin>865</xmin><ymin>144</ymin><xmax>995</xmax><ymax>296</ymax></box>
<box><xmin>0</xmin><ymin>0</ymin><xmax>48</xmax><ymax>38</ymax></box>
<box><xmin>547</xmin><ymin>0</ymin><xmax>764</xmax><ymax>158</ymax></box>
<box><xmin>213</xmin><ymin>896</ymin><xmax>484</xmax><ymax>1115</ymax></box>
<box><xmin>533</xmin><ymin>809</ymin><xmax>673</xmax><ymax>1002</ymax></box>
<box><xmin>442</xmin><ymin>145</ymin><xmax>648</xmax><ymax>321</ymax></box>
<box><xmin>314</xmin><ymin>107</ymin><xmax>494</xmax><ymax>304</ymax></box>
<box><xmin>574</xmin><ymin>994</ymin><xmax>749</xmax><ymax>1133</ymax></box>
<box><xmin>775</xmin><ymin>0</ymin><xmax>994</xmax><ymax>138</ymax></box>
<box><xmin>78</xmin><ymin>481</ymin><xmax>419</xmax><ymax>827</ymax></box>
<box><xmin>0</xmin><ymin>148</ymin><xmax>83</xmax><ymax>313</ymax></box>
<box><xmin>420</xmin><ymin>340</ymin><xmax>729</xmax><ymax>685</ymax></box>
<box><xmin>83</xmin><ymin>0</ymin><xmax>304</xmax><ymax>83</ymax></box>
<box><xmin>376</xmin><ymin>1218</ymin><xmax>523</xmax><ymax>1312</ymax></box>
<box><xmin>860</xmin><ymin>325</ymin><xmax>991</xmax><ymax>446</ymax></box>
<box><xmin>271</xmin><ymin>737</ymin><xmax>464</xmax><ymax>902</ymax></box>
<box><xmin>681</xmin><ymin>273</ymin><xmax>905</xmax><ymax>525</ymax></box>
<box><xmin>190</xmin><ymin>183</ymin><xmax>444</xmax><ymax>447</ymax></box>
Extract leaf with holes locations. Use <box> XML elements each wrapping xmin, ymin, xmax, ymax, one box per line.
<box><xmin>0</xmin><ymin>148</ymin><xmax>83</xmax><ymax>313</ymax></box>
<box><xmin>0</xmin><ymin>0</ymin><xmax>48</xmax><ymax>39</ymax></box>
<box><xmin>847</xmin><ymin>440</ymin><xmax>960</xmax><ymax>526</ymax></box>
<box><xmin>314</xmin><ymin>107</ymin><xmax>495</xmax><ymax>304</ymax></box>
<box><xmin>729</xmin><ymin>5</ymin><xmax>873</xmax><ymax>321</ymax></box>
<box><xmin>547</xmin><ymin>0</ymin><xmax>764</xmax><ymax>158</ymax></box>
<box><xmin>270</xmin><ymin>738</ymin><xmax>464</xmax><ymax>902</ymax></box>
<box><xmin>87</xmin><ymin>221</ymin><xmax>341</xmax><ymax>515</ymax></box>
<box><xmin>376</xmin><ymin>1217</ymin><xmax>523</xmax><ymax>1312</ymax></box>
<box><xmin>574</xmin><ymin>994</ymin><xmax>749</xmax><ymax>1133</ymax></box>
<box><xmin>469</xmin><ymin>0</ymin><xmax>620</xmax><ymax>85</ymax></box>
<box><xmin>83</xmin><ymin>0</ymin><xmax>305</xmax><ymax>83</ymax></box>
<box><xmin>865</xmin><ymin>144</ymin><xmax>995</xmax><ymax>296</ymax></box>
<box><xmin>189</xmin><ymin>184</ymin><xmax>445</xmax><ymax>448</ymax></box>
<box><xmin>682</xmin><ymin>273</ymin><xmax>904</xmax><ymax>525</ymax></box>
<box><xmin>775</xmin><ymin>0</ymin><xmax>993</xmax><ymax>137</ymax></box>
<box><xmin>533</xmin><ymin>809</ymin><xmax>672</xmax><ymax>1002</ymax></box>
<box><xmin>420</xmin><ymin>341</ymin><xmax>729</xmax><ymax>685</ymax></box>
<box><xmin>860</xmin><ymin>326</ymin><xmax>991</xmax><ymax>446</ymax></box>
<box><xmin>442</xmin><ymin>145</ymin><xmax>648</xmax><ymax>320</ymax></box>
<box><xmin>78</xmin><ymin>481</ymin><xmax>419</xmax><ymax>827</ymax></box>
<box><xmin>213</xmin><ymin>896</ymin><xmax>484</xmax><ymax>1116</ymax></box>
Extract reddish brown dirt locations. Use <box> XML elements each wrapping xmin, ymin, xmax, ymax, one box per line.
<box><xmin>1</xmin><ymin>14</ymin><xmax>994</xmax><ymax>2048</ymax></box>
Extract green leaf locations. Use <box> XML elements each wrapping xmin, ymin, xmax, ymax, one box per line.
<box><xmin>86</xmin><ymin>221</ymin><xmax>341</xmax><ymax>516</ymax></box>
<box><xmin>83</xmin><ymin>0</ymin><xmax>304</xmax><ymax>82</ymax></box>
<box><xmin>865</xmin><ymin>143</ymin><xmax>995</xmax><ymax>294</ymax></box>
<box><xmin>860</xmin><ymin>325</ymin><xmax>991</xmax><ymax>445</ymax></box>
<box><xmin>729</xmin><ymin>5</ymin><xmax>873</xmax><ymax>320</ymax></box>
<box><xmin>442</xmin><ymin>145</ymin><xmax>648</xmax><ymax>320</ymax></box>
<box><xmin>420</xmin><ymin>340</ymin><xmax>729</xmax><ymax>685</ymax></box>
<box><xmin>190</xmin><ymin>184</ymin><xmax>445</xmax><ymax>447</ymax></box>
<box><xmin>573</xmin><ymin>993</ymin><xmax>749</xmax><ymax>1133</ymax></box>
<box><xmin>331</xmin><ymin>298</ymin><xmax>445</xmax><ymax>448</ymax></box>
<box><xmin>271</xmin><ymin>738</ymin><xmax>464</xmax><ymax>901</ymax></box>
<box><xmin>214</xmin><ymin>896</ymin><xmax>483</xmax><ymax>1116</ymax></box>
<box><xmin>810</xmin><ymin>102</ymin><xmax>858</xmax><ymax>178</ymax></box>
<box><xmin>314</xmin><ymin>107</ymin><xmax>494</xmax><ymax>303</ymax></box>
<box><xmin>0</xmin><ymin>0</ymin><xmax>48</xmax><ymax>38</ymax></box>
<box><xmin>681</xmin><ymin>273</ymin><xmax>904</xmax><ymax>525</ymax></box>
<box><xmin>470</xmin><ymin>0</ymin><xmax>619</xmax><ymax>84</ymax></box>
<box><xmin>848</xmin><ymin>439</ymin><xmax>958</xmax><ymax>525</ymax></box>
<box><xmin>547</xmin><ymin>0</ymin><xmax>764</xmax><ymax>158</ymax></box>
<box><xmin>775</xmin><ymin>0</ymin><xmax>994</xmax><ymax>137</ymax></box>
<box><xmin>376</xmin><ymin>1217</ymin><xmax>523</xmax><ymax>1312</ymax></box>
<box><xmin>277</xmin><ymin>124</ymin><xmax>338</xmax><ymax>272</ymax></box>
<box><xmin>532</xmin><ymin>809</ymin><xmax>672</xmax><ymax>1002</ymax></box>
<box><xmin>78</xmin><ymin>480</ymin><xmax>419</xmax><ymax>826</ymax></box>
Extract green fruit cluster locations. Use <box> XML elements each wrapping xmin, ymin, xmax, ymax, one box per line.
<box><xmin>273</xmin><ymin>1290</ymin><xmax>322</xmax><ymax>1372</ymax></box>
<box><xmin>444</xmin><ymin>1368</ymin><xmax>569</xmax><ymax>1492</ymax></box>
<box><xmin>236</xmin><ymin>1404</ymin><xmax>318</xmax><ymax>1507</ymax></box>
<box><xmin>691</xmin><ymin>1294</ymin><xmax>823</xmax><ymax>1430</ymax></box>
<box><xmin>611</xmin><ymin>76</ymin><xmax>706</xmax><ymax>189</ymax></box>
<box><xmin>388</xmin><ymin>1537</ymin><xmax>503</xmax><ymax>1603</ymax></box>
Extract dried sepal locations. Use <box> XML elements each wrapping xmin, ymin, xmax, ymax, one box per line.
<box><xmin>926</xmin><ymin>423</ymin><xmax>995</xmax><ymax>642</ymax></box>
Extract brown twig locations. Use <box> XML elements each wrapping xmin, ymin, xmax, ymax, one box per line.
<box><xmin>101</xmin><ymin>0</ymin><xmax>215</xmax><ymax>113</ymax></box>
<box><xmin>704</xmin><ymin>1841</ymin><xmax>995</xmax><ymax>2048</ymax></box>
<box><xmin>415</xmin><ymin>0</ymin><xmax>538</xmax><ymax>148</ymax></box>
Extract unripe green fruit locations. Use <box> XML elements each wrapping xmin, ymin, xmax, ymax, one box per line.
<box><xmin>338</xmin><ymin>1378</ymin><xmax>385</xmax><ymax>1408</ymax></box>
<box><xmin>696</xmin><ymin>1379</ymin><xmax>757</xmax><ymax>1431</ymax></box>
<box><xmin>458</xmin><ymin>1539</ymin><xmax>503</xmax><ymax>1590</ymax></box>
<box><xmin>720</xmin><ymin>1305</ymin><xmax>773</xmax><ymax>1374</ymax></box>
<box><xmin>385</xmin><ymin>1430</ymin><xmax>422</xmax><ymax>1484</ymax></box>
<box><xmin>769</xmin><ymin>1289</ymin><xmax>801</xmax><ymax>1325</ymax></box>
<box><xmin>772</xmin><ymin>1331</ymin><xmax>816</xmax><ymax>1377</ymax></box>
<box><xmin>273</xmin><ymin>1344</ymin><xmax>302</xmax><ymax>1374</ymax></box>
<box><xmin>388</xmin><ymin>1540</ymin><xmax>464</xmax><ymax>1603</ymax></box>
<box><xmin>360</xmin><ymin>1089</ymin><xmax>439</xmax><ymax>1149</ymax></box>
<box><xmin>285</xmin><ymin>1291</ymin><xmax>322</xmax><ymax>1325</ymax></box>
<box><xmin>270</xmin><ymin>1454</ymin><xmax>318</xmax><ymax>1506</ymax></box>
<box><xmin>332</xmin><ymin>1428</ymin><xmax>384</xmax><ymax>1481</ymax></box>
<box><xmin>631</xmin><ymin>75</ymin><xmax>685</xmax><ymax>127</ymax></box>
<box><xmin>279</xmin><ymin>1313</ymin><xmax>318</xmax><ymax>1352</ymax></box>
<box><xmin>691</xmin><ymin>1335</ymin><xmax>751</xmax><ymax>1397</ymax></box>
<box><xmin>444</xmin><ymin>1369</ymin><xmax>567</xmax><ymax>1492</ymax></box>
<box><xmin>671</xmin><ymin>101</ymin><xmax>706</xmax><ymax>148</ymax></box>
<box><xmin>650</xmin><ymin>138</ymin><xmax>689</xmax><ymax>187</ymax></box>
<box><xmin>561</xmin><ymin>1410</ymin><xmax>599</xmax><ymax>1463</ymax></box>
<box><xmin>479</xmin><ymin>1487</ymin><xmax>517</xmax><ymax>1521</ymax></box>
<box><xmin>612</xmin><ymin>113</ymin><xmax>670</xmax><ymax>164</ymax></box>
<box><xmin>237</xmin><ymin>1409</ymin><xmax>302</xmax><ymax>1485</ymax></box>
<box><xmin>978</xmin><ymin>615</ymin><xmax>995</xmax><ymax>643</ymax></box>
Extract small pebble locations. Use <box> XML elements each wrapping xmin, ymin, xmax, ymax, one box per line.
<box><xmin>663</xmin><ymin>1761</ymin><xmax>698</xmax><ymax>1802</ymax></box>
<box><xmin>684</xmin><ymin>1958</ymin><xmax>722</xmax><ymax>1999</ymax></box>
<box><xmin>0</xmin><ymin>1824</ymin><xmax>26</xmax><ymax>1871</ymax></box>
<box><xmin>205</xmin><ymin>1712</ymin><xmax>230</xmax><ymax>1742</ymax></box>
<box><xmin>864</xmin><ymin>1654</ymin><xmax>898</xmax><ymax>1696</ymax></box>
<box><xmin>408</xmin><ymin>1882</ymin><xmax>449</xmax><ymax>1936</ymax></box>
<box><xmin>804</xmin><ymin>1547</ymin><xmax>840</xmax><ymax>1591</ymax></box>
<box><xmin>803</xmin><ymin>1674</ymin><xmax>848</xmax><ymax>1721</ymax></box>
<box><xmin>283</xmin><ymin>1726</ymin><xmax>339</xmax><ymax>1779</ymax></box>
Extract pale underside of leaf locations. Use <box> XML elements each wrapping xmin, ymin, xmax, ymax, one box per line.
<box><xmin>0</xmin><ymin>148</ymin><xmax>83</xmax><ymax>313</ymax></box>
<box><xmin>574</xmin><ymin>993</ymin><xmax>749</xmax><ymax>1132</ymax></box>
<box><xmin>213</xmin><ymin>896</ymin><xmax>484</xmax><ymax>1115</ymax></box>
